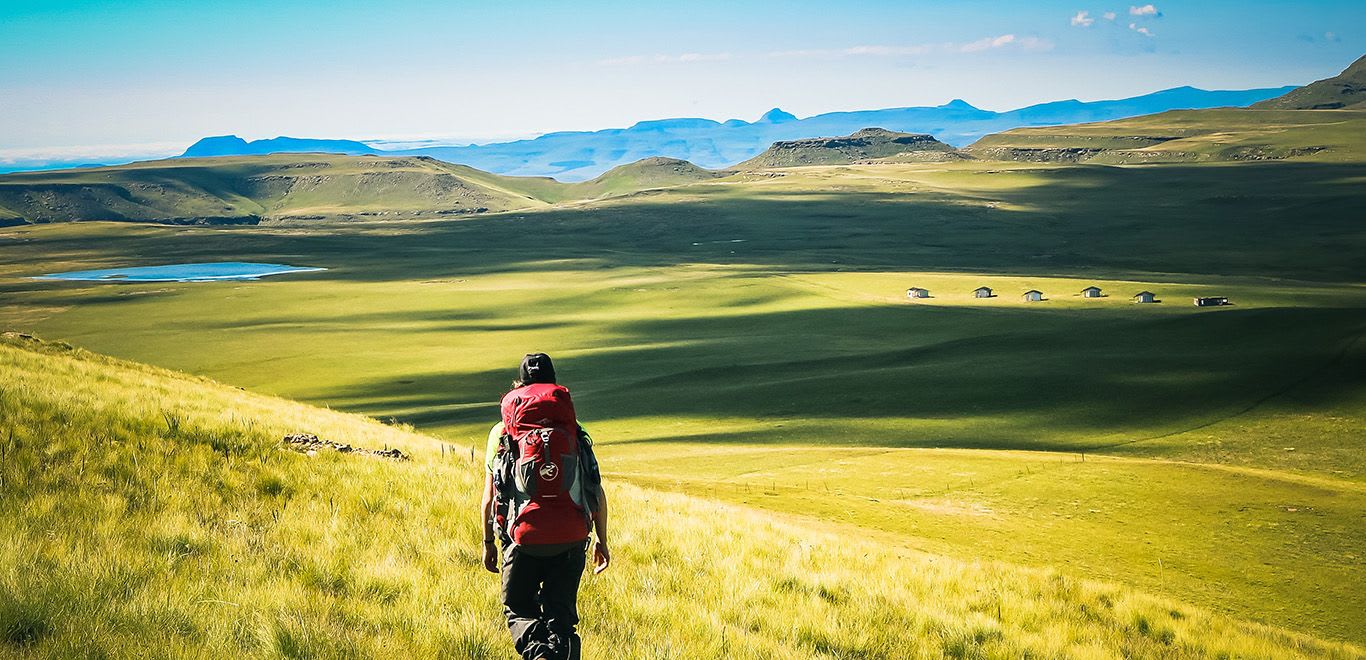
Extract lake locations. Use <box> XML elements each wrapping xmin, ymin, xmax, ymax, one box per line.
<box><xmin>35</xmin><ymin>262</ymin><xmax>325</xmax><ymax>283</ymax></box>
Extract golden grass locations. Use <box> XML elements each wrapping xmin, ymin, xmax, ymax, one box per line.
<box><xmin>2</xmin><ymin>334</ymin><xmax>1361</xmax><ymax>658</ymax></box>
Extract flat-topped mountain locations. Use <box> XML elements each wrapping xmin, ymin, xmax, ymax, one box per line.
<box><xmin>738</xmin><ymin>128</ymin><xmax>962</xmax><ymax>168</ymax></box>
<box><xmin>183</xmin><ymin>135</ymin><xmax>378</xmax><ymax>158</ymax></box>
<box><xmin>1252</xmin><ymin>54</ymin><xmax>1366</xmax><ymax>110</ymax></box>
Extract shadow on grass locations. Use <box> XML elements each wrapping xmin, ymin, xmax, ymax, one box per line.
<box><xmin>4</xmin><ymin>161</ymin><xmax>1365</xmax><ymax>286</ymax></box>
<box><xmin>313</xmin><ymin>300</ymin><xmax>1365</xmax><ymax>452</ymax></box>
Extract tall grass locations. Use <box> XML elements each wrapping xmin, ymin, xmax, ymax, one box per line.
<box><xmin>1</xmin><ymin>334</ymin><xmax>1359</xmax><ymax>658</ymax></box>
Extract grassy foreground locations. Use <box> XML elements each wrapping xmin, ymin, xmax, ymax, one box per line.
<box><xmin>2</xmin><ymin>334</ymin><xmax>1360</xmax><ymax>659</ymax></box>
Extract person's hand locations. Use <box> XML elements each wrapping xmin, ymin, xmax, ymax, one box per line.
<box><xmin>482</xmin><ymin>541</ymin><xmax>500</xmax><ymax>573</ymax></box>
<box><xmin>592</xmin><ymin>540</ymin><xmax>611</xmax><ymax>574</ymax></box>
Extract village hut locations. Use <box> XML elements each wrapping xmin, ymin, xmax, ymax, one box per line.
<box><xmin>1023</xmin><ymin>290</ymin><xmax>1044</xmax><ymax>302</ymax></box>
<box><xmin>1081</xmin><ymin>286</ymin><xmax>1103</xmax><ymax>298</ymax></box>
<box><xmin>906</xmin><ymin>287</ymin><xmax>930</xmax><ymax>299</ymax></box>
<box><xmin>1133</xmin><ymin>291</ymin><xmax>1157</xmax><ymax>304</ymax></box>
<box><xmin>973</xmin><ymin>286</ymin><xmax>994</xmax><ymax>298</ymax></box>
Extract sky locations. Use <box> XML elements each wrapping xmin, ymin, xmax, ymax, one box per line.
<box><xmin>0</xmin><ymin>0</ymin><xmax>1362</xmax><ymax>166</ymax></box>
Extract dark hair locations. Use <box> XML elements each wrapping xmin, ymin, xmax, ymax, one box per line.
<box><xmin>512</xmin><ymin>353</ymin><xmax>557</xmax><ymax>388</ymax></box>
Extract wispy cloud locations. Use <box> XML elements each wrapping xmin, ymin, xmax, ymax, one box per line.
<box><xmin>770</xmin><ymin>34</ymin><xmax>1052</xmax><ymax>59</ymax></box>
<box><xmin>1103</xmin><ymin>11</ymin><xmax>1117</xmax><ymax>20</ymax></box>
<box><xmin>970</xmin><ymin>35</ymin><xmax>1053</xmax><ymax>52</ymax></box>
<box><xmin>1296</xmin><ymin>31</ymin><xmax>1343</xmax><ymax>44</ymax></box>
<box><xmin>842</xmin><ymin>44</ymin><xmax>936</xmax><ymax>56</ymax></box>
<box><xmin>1129</xmin><ymin>22</ymin><xmax>1155</xmax><ymax>37</ymax></box>
<box><xmin>1129</xmin><ymin>4</ymin><xmax>1160</xmax><ymax>16</ymax></box>
<box><xmin>0</xmin><ymin>141</ymin><xmax>185</xmax><ymax>167</ymax></box>
<box><xmin>597</xmin><ymin>52</ymin><xmax>733</xmax><ymax>66</ymax></box>
<box><xmin>766</xmin><ymin>45</ymin><xmax>929</xmax><ymax>58</ymax></box>
<box><xmin>961</xmin><ymin>34</ymin><xmax>1021</xmax><ymax>52</ymax></box>
<box><xmin>1071</xmin><ymin>10</ymin><xmax>1095</xmax><ymax>27</ymax></box>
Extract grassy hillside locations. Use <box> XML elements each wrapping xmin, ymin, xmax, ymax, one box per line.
<box><xmin>0</xmin><ymin>154</ymin><xmax>561</xmax><ymax>225</ymax></box>
<box><xmin>2</xmin><ymin>220</ymin><xmax>1363</xmax><ymax>642</ymax></box>
<box><xmin>7</xmin><ymin>334</ymin><xmax>1359</xmax><ymax>658</ymax></box>
<box><xmin>737</xmin><ymin>128</ymin><xmax>962</xmax><ymax>169</ymax></box>
<box><xmin>1252</xmin><ymin>54</ymin><xmax>1366</xmax><ymax>110</ymax></box>
<box><xmin>571</xmin><ymin>157</ymin><xmax>727</xmax><ymax>198</ymax></box>
<box><xmin>966</xmin><ymin>109</ymin><xmax>1366</xmax><ymax>164</ymax></box>
<box><xmin>0</xmin><ymin>154</ymin><xmax>740</xmax><ymax>226</ymax></box>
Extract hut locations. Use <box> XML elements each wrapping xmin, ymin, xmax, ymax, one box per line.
<box><xmin>1023</xmin><ymin>290</ymin><xmax>1044</xmax><ymax>302</ymax></box>
<box><xmin>973</xmin><ymin>286</ymin><xmax>994</xmax><ymax>298</ymax></box>
<box><xmin>906</xmin><ymin>287</ymin><xmax>930</xmax><ymax>299</ymax></box>
<box><xmin>1133</xmin><ymin>291</ymin><xmax>1157</xmax><ymax>304</ymax></box>
<box><xmin>1194</xmin><ymin>296</ymin><xmax>1230</xmax><ymax>307</ymax></box>
<box><xmin>1081</xmin><ymin>286</ymin><xmax>1103</xmax><ymax>298</ymax></box>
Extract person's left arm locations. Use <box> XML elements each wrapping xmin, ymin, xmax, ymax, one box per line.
<box><xmin>480</xmin><ymin>471</ymin><xmax>499</xmax><ymax>573</ymax></box>
<box><xmin>591</xmin><ymin>485</ymin><xmax>610</xmax><ymax>574</ymax></box>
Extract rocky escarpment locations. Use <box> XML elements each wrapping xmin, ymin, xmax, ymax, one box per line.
<box><xmin>737</xmin><ymin>128</ymin><xmax>966</xmax><ymax>168</ymax></box>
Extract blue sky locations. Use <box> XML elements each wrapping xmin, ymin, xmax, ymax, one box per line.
<box><xmin>0</xmin><ymin>0</ymin><xmax>1361</xmax><ymax>164</ymax></box>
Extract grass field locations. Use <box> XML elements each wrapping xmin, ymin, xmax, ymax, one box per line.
<box><xmin>967</xmin><ymin>109</ymin><xmax>1366</xmax><ymax>164</ymax></box>
<box><xmin>2</xmin><ymin>138</ymin><xmax>1364</xmax><ymax>653</ymax></box>
<box><xmin>3</xmin><ymin>334</ymin><xmax>1362</xmax><ymax>658</ymax></box>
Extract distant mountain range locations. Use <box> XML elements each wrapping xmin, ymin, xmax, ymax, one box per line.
<box><xmin>179</xmin><ymin>85</ymin><xmax>1295</xmax><ymax>181</ymax></box>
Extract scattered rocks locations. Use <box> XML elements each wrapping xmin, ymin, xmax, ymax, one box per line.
<box><xmin>283</xmin><ymin>433</ymin><xmax>409</xmax><ymax>461</ymax></box>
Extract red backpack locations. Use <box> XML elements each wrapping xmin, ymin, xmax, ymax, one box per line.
<box><xmin>493</xmin><ymin>383</ymin><xmax>595</xmax><ymax>545</ymax></box>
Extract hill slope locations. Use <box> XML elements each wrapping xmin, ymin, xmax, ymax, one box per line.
<box><xmin>572</xmin><ymin>157</ymin><xmax>727</xmax><ymax>197</ymax></box>
<box><xmin>2</xmin><ymin>333</ymin><xmax>1359</xmax><ymax>658</ymax></box>
<box><xmin>0</xmin><ymin>154</ymin><xmax>561</xmax><ymax>225</ymax></box>
<box><xmin>1253</xmin><ymin>55</ymin><xmax>1366</xmax><ymax>110</ymax></box>
<box><xmin>0</xmin><ymin>154</ymin><xmax>736</xmax><ymax>225</ymax></box>
<box><xmin>739</xmin><ymin>128</ymin><xmax>963</xmax><ymax>168</ymax></box>
<box><xmin>966</xmin><ymin>108</ymin><xmax>1366</xmax><ymax>164</ymax></box>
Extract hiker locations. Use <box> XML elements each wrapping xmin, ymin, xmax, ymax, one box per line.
<box><xmin>481</xmin><ymin>353</ymin><xmax>610</xmax><ymax>660</ymax></box>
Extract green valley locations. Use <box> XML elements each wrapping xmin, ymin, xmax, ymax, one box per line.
<box><xmin>3</xmin><ymin>82</ymin><xmax>1365</xmax><ymax>656</ymax></box>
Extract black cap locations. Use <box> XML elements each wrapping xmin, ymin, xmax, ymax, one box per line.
<box><xmin>519</xmin><ymin>353</ymin><xmax>557</xmax><ymax>385</ymax></box>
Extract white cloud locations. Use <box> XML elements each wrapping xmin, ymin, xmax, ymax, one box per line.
<box><xmin>842</xmin><ymin>45</ymin><xmax>935</xmax><ymax>56</ymax></box>
<box><xmin>768</xmin><ymin>44</ymin><xmax>932</xmax><ymax>58</ymax></box>
<box><xmin>960</xmin><ymin>34</ymin><xmax>1018</xmax><ymax>52</ymax></box>
<box><xmin>0</xmin><ymin>141</ymin><xmax>185</xmax><ymax>166</ymax></box>
<box><xmin>768</xmin><ymin>35</ymin><xmax>1050</xmax><ymax>59</ymax></box>
<box><xmin>1129</xmin><ymin>4</ymin><xmax>1159</xmax><ymax>16</ymax></box>
<box><xmin>597</xmin><ymin>52</ymin><xmax>732</xmax><ymax>66</ymax></box>
<box><xmin>1129</xmin><ymin>22</ymin><xmax>1155</xmax><ymax>37</ymax></box>
<box><xmin>1071</xmin><ymin>10</ymin><xmax>1095</xmax><ymax>27</ymax></box>
<box><xmin>1014</xmin><ymin>36</ymin><xmax>1055</xmax><ymax>51</ymax></box>
<box><xmin>1103</xmin><ymin>11</ymin><xmax>1117</xmax><ymax>20</ymax></box>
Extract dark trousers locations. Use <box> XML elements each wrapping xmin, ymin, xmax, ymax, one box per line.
<box><xmin>502</xmin><ymin>543</ymin><xmax>586</xmax><ymax>660</ymax></box>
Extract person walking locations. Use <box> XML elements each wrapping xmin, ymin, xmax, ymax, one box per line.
<box><xmin>481</xmin><ymin>353</ymin><xmax>610</xmax><ymax>660</ymax></box>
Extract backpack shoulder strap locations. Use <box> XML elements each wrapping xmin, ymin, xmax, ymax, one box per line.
<box><xmin>577</xmin><ymin>425</ymin><xmax>603</xmax><ymax>513</ymax></box>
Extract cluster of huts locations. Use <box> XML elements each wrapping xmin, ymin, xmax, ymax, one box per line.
<box><xmin>905</xmin><ymin>286</ymin><xmax>1230</xmax><ymax>306</ymax></box>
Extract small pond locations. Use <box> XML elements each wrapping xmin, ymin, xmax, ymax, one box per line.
<box><xmin>34</xmin><ymin>262</ymin><xmax>325</xmax><ymax>283</ymax></box>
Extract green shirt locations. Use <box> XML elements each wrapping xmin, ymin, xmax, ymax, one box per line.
<box><xmin>484</xmin><ymin>421</ymin><xmax>504</xmax><ymax>474</ymax></box>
